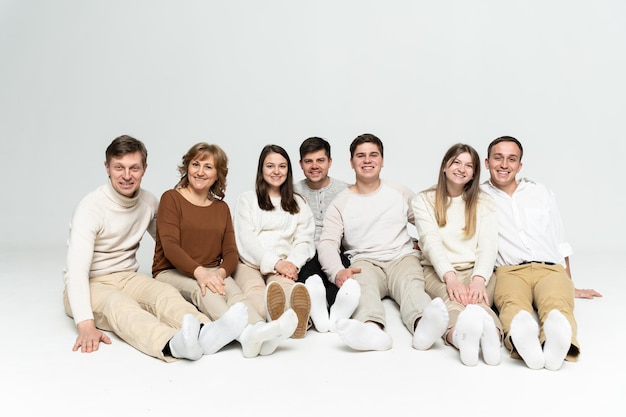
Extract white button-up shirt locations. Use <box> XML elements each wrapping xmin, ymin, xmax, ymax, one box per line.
<box><xmin>480</xmin><ymin>177</ymin><xmax>572</xmax><ymax>267</ymax></box>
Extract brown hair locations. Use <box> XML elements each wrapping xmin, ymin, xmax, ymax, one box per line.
<box><xmin>105</xmin><ymin>135</ymin><xmax>148</xmax><ymax>167</ymax></box>
<box><xmin>255</xmin><ymin>144</ymin><xmax>300</xmax><ymax>214</ymax></box>
<box><xmin>487</xmin><ymin>136</ymin><xmax>524</xmax><ymax>161</ymax></box>
<box><xmin>176</xmin><ymin>142</ymin><xmax>229</xmax><ymax>200</ymax></box>
<box><xmin>349</xmin><ymin>133</ymin><xmax>383</xmax><ymax>158</ymax></box>
<box><xmin>432</xmin><ymin>143</ymin><xmax>482</xmax><ymax>237</ymax></box>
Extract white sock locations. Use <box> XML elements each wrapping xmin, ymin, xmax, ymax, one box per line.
<box><xmin>452</xmin><ymin>305</ymin><xmax>484</xmax><ymax>366</ymax></box>
<box><xmin>305</xmin><ymin>275</ymin><xmax>330</xmax><ymax>333</ymax></box>
<box><xmin>259</xmin><ymin>308</ymin><xmax>298</xmax><ymax>356</ymax></box>
<box><xmin>413</xmin><ymin>297</ymin><xmax>449</xmax><ymax>350</ymax></box>
<box><xmin>543</xmin><ymin>309</ymin><xmax>572</xmax><ymax>371</ymax></box>
<box><xmin>329</xmin><ymin>278</ymin><xmax>361</xmax><ymax>332</ymax></box>
<box><xmin>169</xmin><ymin>314</ymin><xmax>203</xmax><ymax>361</ymax></box>
<box><xmin>237</xmin><ymin>321</ymin><xmax>282</xmax><ymax>358</ymax></box>
<box><xmin>480</xmin><ymin>311</ymin><xmax>502</xmax><ymax>366</ymax></box>
<box><xmin>199</xmin><ymin>302</ymin><xmax>248</xmax><ymax>355</ymax></box>
<box><xmin>509</xmin><ymin>310</ymin><xmax>544</xmax><ymax>370</ymax></box>
<box><xmin>336</xmin><ymin>319</ymin><xmax>392</xmax><ymax>351</ymax></box>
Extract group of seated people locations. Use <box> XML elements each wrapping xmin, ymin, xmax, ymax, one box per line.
<box><xmin>62</xmin><ymin>133</ymin><xmax>601</xmax><ymax>370</ymax></box>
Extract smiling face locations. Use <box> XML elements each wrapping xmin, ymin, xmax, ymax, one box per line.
<box><xmin>263</xmin><ymin>152</ymin><xmax>289</xmax><ymax>195</ymax></box>
<box><xmin>299</xmin><ymin>149</ymin><xmax>332</xmax><ymax>189</ymax></box>
<box><xmin>350</xmin><ymin>142</ymin><xmax>383</xmax><ymax>184</ymax></box>
<box><xmin>105</xmin><ymin>151</ymin><xmax>145</xmax><ymax>197</ymax></box>
<box><xmin>485</xmin><ymin>140</ymin><xmax>523</xmax><ymax>194</ymax></box>
<box><xmin>187</xmin><ymin>153</ymin><xmax>217</xmax><ymax>194</ymax></box>
<box><xmin>444</xmin><ymin>151</ymin><xmax>474</xmax><ymax>196</ymax></box>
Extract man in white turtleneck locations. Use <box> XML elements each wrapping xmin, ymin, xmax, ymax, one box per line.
<box><xmin>63</xmin><ymin>135</ymin><xmax>248</xmax><ymax>362</ymax></box>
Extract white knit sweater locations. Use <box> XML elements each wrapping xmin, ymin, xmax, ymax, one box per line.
<box><xmin>412</xmin><ymin>189</ymin><xmax>498</xmax><ymax>283</ymax></box>
<box><xmin>233</xmin><ymin>190</ymin><xmax>315</xmax><ymax>275</ymax></box>
<box><xmin>63</xmin><ymin>181</ymin><xmax>158</xmax><ymax>324</ymax></box>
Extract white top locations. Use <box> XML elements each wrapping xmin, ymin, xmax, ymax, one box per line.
<box><xmin>63</xmin><ymin>181</ymin><xmax>158</xmax><ymax>324</ymax></box>
<box><xmin>234</xmin><ymin>190</ymin><xmax>315</xmax><ymax>275</ymax></box>
<box><xmin>480</xmin><ymin>177</ymin><xmax>572</xmax><ymax>267</ymax></box>
<box><xmin>318</xmin><ymin>180</ymin><xmax>418</xmax><ymax>284</ymax></box>
<box><xmin>412</xmin><ymin>189</ymin><xmax>498</xmax><ymax>283</ymax></box>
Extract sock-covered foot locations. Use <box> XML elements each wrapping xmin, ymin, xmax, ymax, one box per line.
<box><xmin>199</xmin><ymin>302</ymin><xmax>248</xmax><ymax>355</ymax></box>
<box><xmin>413</xmin><ymin>297</ymin><xmax>449</xmax><ymax>350</ymax></box>
<box><xmin>509</xmin><ymin>310</ymin><xmax>544</xmax><ymax>370</ymax></box>
<box><xmin>169</xmin><ymin>314</ymin><xmax>203</xmax><ymax>361</ymax></box>
<box><xmin>259</xmin><ymin>308</ymin><xmax>298</xmax><ymax>356</ymax></box>
<box><xmin>238</xmin><ymin>321</ymin><xmax>282</xmax><ymax>358</ymax></box>
<box><xmin>480</xmin><ymin>310</ymin><xmax>502</xmax><ymax>366</ymax></box>
<box><xmin>305</xmin><ymin>275</ymin><xmax>330</xmax><ymax>333</ymax></box>
<box><xmin>336</xmin><ymin>319</ymin><xmax>392</xmax><ymax>351</ymax></box>
<box><xmin>543</xmin><ymin>309</ymin><xmax>572</xmax><ymax>371</ymax></box>
<box><xmin>329</xmin><ymin>278</ymin><xmax>361</xmax><ymax>332</ymax></box>
<box><xmin>452</xmin><ymin>305</ymin><xmax>484</xmax><ymax>366</ymax></box>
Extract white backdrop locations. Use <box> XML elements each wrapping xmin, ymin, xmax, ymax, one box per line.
<box><xmin>1</xmin><ymin>0</ymin><xmax>624</xmax><ymax>257</ymax></box>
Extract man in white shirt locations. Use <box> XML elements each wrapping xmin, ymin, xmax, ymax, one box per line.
<box><xmin>318</xmin><ymin>133</ymin><xmax>449</xmax><ymax>351</ymax></box>
<box><xmin>481</xmin><ymin>135</ymin><xmax>601</xmax><ymax>370</ymax></box>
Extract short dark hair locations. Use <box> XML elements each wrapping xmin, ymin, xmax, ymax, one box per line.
<box><xmin>487</xmin><ymin>136</ymin><xmax>524</xmax><ymax>161</ymax></box>
<box><xmin>105</xmin><ymin>135</ymin><xmax>148</xmax><ymax>167</ymax></box>
<box><xmin>349</xmin><ymin>133</ymin><xmax>383</xmax><ymax>158</ymax></box>
<box><xmin>299</xmin><ymin>137</ymin><xmax>331</xmax><ymax>160</ymax></box>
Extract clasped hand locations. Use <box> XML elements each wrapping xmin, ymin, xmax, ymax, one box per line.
<box><xmin>445</xmin><ymin>273</ymin><xmax>489</xmax><ymax>306</ymax></box>
<box><xmin>275</xmin><ymin>259</ymin><xmax>299</xmax><ymax>280</ymax></box>
<box><xmin>194</xmin><ymin>266</ymin><xmax>226</xmax><ymax>296</ymax></box>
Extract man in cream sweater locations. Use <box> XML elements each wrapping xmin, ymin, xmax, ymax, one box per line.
<box><xmin>318</xmin><ymin>133</ymin><xmax>449</xmax><ymax>351</ymax></box>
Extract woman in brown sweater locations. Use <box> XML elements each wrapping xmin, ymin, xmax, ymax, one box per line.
<box><xmin>152</xmin><ymin>142</ymin><xmax>297</xmax><ymax>358</ymax></box>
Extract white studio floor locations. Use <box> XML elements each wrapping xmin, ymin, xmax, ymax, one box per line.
<box><xmin>0</xmin><ymin>244</ymin><xmax>621</xmax><ymax>417</ymax></box>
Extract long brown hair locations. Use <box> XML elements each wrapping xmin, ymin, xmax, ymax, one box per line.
<box><xmin>255</xmin><ymin>144</ymin><xmax>300</xmax><ymax>214</ymax></box>
<box><xmin>432</xmin><ymin>143</ymin><xmax>481</xmax><ymax>237</ymax></box>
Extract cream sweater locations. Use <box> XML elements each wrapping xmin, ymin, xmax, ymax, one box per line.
<box><xmin>233</xmin><ymin>190</ymin><xmax>315</xmax><ymax>275</ymax></box>
<box><xmin>412</xmin><ymin>190</ymin><xmax>498</xmax><ymax>283</ymax></box>
<box><xmin>318</xmin><ymin>180</ymin><xmax>418</xmax><ymax>284</ymax></box>
<box><xmin>63</xmin><ymin>181</ymin><xmax>158</xmax><ymax>324</ymax></box>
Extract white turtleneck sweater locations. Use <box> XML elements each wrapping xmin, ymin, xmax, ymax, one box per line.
<box><xmin>63</xmin><ymin>181</ymin><xmax>158</xmax><ymax>324</ymax></box>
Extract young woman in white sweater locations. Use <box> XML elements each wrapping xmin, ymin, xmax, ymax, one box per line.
<box><xmin>412</xmin><ymin>143</ymin><xmax>503</xmax><ymax>366</ymax></box>
<box><xmin>233</xmin><ymin>144</ymin><xmax>315</xmax><ymax>339</ymax></box>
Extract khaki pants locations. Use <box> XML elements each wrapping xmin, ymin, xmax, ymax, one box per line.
<box><xmin>351</xmin><ymin>254</ymin><xmax>432</xmax><ymax>333</ymax></box>
<box><xmin>423</xmin><ymin>265</ymin><xmax>502</xmax><ymax>344</ymax></box>
<box><xmin>64</xmin><ymin>271</ymin><xmax>208</xmax><ymax>362</ymax></box>
<box><xmin>156</xmin><ymin>268</ymin><xmax>264</xmax><ymax>324</ymax></box>
<box><xmin>494</xmin><ymin>263</ymin><xmax>579</xmax><ymax>362</ymax></box>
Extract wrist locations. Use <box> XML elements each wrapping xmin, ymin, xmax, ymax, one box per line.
<box><xmin>471</xmin><ymin>275</ymin><xmax>486</xmax><ymax>284</ymax></box>
<box><xmin>442</xmin><ymin>271</ymin><xmax>457</xmax><ymax>284</ymax></box>
<box><xmin>193</xmin><ymin>265</ymin><xmax>204</xmax><ymax>278</ymax></box>
<box><xmin>274</xmin><ymin>259</ymin><xmax>283</xmax><ymax>271</ymax></box>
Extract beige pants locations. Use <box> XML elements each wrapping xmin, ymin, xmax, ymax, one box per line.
<box><xmin>232</xmin><ymin>262</ymin><xmax>298</xmax><ymax>319</ymax></box>
<box><xmin>423</xmin><ymin>265</ymin><xmax>502</xmax><ymax>345</ymax></box>
<box><xmin>350</xmin><ymin>254</ymin><xmax>432</xmax><ymax>333</ymax></box>
<box><xmin>156</xmin><ymin>268</ymin><xmax>264</xmax><ymax>324</ymax></box>
<box><xmin>64</xmin><ymin>270</ymin><xmax>208</xmax><ymax>362</ymax></box>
